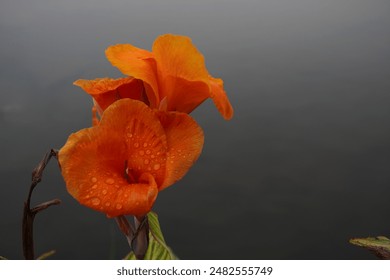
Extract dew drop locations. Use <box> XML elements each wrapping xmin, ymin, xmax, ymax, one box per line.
<box><xmin>127</xmin><ymin>132</ymin><xmax>133</xmax><ymax>138</ymax></box>
<box><xmin>143</xmin><ymin>142</ymin><xmax>148</xmax><ymax>148</ymax></box>
<box><xmin>102</xmin><ymin>189</ymin><xmax>108</xmax><ymax>195</ymax></box>
<box><xmin>105</xmin><ymin>202</ymin><xmax>111</xmax><ymax>207</ymax></box>
<box><xmin>115</xmin><ymin>184</ymin><xmax>120</xmax><ymax>188</ymax></box>
<box><xmin>147</xmin><ymin>167</ymin><xmax>152</xmax><ymax>171</ymax></box>
<box><xmin>91</xmin><ymin>177</ymin><xmax>97</xmax><ymax>183</ymax></box>
<box><xmin>153</xmin><ymin>163</ymin><xmax>161</xmax><ymax>170</ymax></box>
<box><xmin>134</xmin><ymin>143</ymin><xmax>139</xmax><ymax>148</ymax></box>
<box><xmin>144</xmin><ymin>159</ymin><xmax>149</xmax><ymax>165</ymax></box>
<box><xmin>105</xmin><ymin>178</ymin><xmax>115</xmax><ymax>185</ymax></box>
<box><xmin>91</xmin><ymin>198</ymin><xmax>100</xmax><ymax>206</ymax></box>
<box><xmin>146</xmin><ymin>150</ymin><xmax>151</xmax><ymax>155</ymax></box>
<box><xmin>91</xmin><ymin>184</ymin><xmax>98</xmax><ymax>189</ymax></box>
<box><xmin>151</xmin><ymin>155</ymin><xmax>155</xmax><ymax>159</ymax></box>
<box><xmin>139</xmin><ymin>150</ymin><xmax>145</xmax><ymax>156</ymax></box>
<box><xmin>116</xmin><ymin>204</ymin><xmax>123</xmax><ymax>210</ymax></box>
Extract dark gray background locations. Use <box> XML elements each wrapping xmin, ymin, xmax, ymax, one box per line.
<box><xmin>1</xmin><ymin>0</ymin><xmax>389</xmax><ymax>259</ymax></box>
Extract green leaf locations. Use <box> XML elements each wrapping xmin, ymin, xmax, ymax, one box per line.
<box><xmin>125</xmin><ymin>212</ymin><xmax>178</xmax><ymax>260</ymax></box>
<box><xmin>350</xmin><ymin>236</ymin><xmax>390</xmax><ymax>259</ymax></box>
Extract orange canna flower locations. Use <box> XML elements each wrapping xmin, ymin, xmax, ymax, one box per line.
<box><xmin>59</xmin><ymin>98</ymin><xmax>204</xmax><ymax>217</ymax></box>
<box><xmin>74</xmin><ymin>34</ymin><xmax>233</xmax><ymax>120</ymax></box>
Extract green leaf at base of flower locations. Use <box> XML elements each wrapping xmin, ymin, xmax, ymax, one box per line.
<box><xmin>350</xmin><ymin>236</ymin><xmax>390</xmax><ymax>259</ymax></box>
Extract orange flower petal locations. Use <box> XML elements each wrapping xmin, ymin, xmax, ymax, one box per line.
<box><xmin>59</xmin><ymin>99</ymin><xmax>169</xmax><ymax>217</ymax></box>
<box><xmin>152</xmin><ymin>34</ymin><xmax>210</xmax><ymax>111</ymax></box>
<box><xmin>152</xmin><ymin>34</ymin><xmax>234</xmax><ymax>118</ymax></box>
<box><xmin>74</xmin><ymin>77</ymin><xmax>145</xmax><ymax>112</ymax></box>
<box><xmin>156</xmin><ymin>111</ymin><xmax>204</xmax><ymax>190</ymax></box>
<box><xmin>159</xmin><ymin>77</ymin><xmax>210</xmax><ymax>113</ymax></box>
<box><xmin>105</xmin><ymin>44</ymin><xmax>159</xmax><ymax>108</ymax></box>
<box><xmin>209</xmin><ymin>77</ymin><xmax>234</xmax><ymax>120</ymax></box>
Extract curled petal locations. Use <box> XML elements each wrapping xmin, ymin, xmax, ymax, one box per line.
<box><xmin>105</xmin><ymin>44</ymin><xmax>159</xmax><ymax>108</ymax></box>
<box><xmin>153</xmin><ymin>34</ymin><xmax>234</xmax><ymax>118</ymax></box>
<box><xmin>74</xmin><ymin>77</ymin><xmax>145</xmax><ymax>112</ymax></box>
<box><xmin>156</xmin><ymin>111</ymin><xmax>204</xmax><ymax>190</ymax></box>
<box><xmin>209</xmin><ymin>77</ymin><xmax>234</xmax><ymax>120</ymax></box>
<box><xmin>152</xmin><ymin>34</ymin><xmax>210</xmax><ymax>112</ymax></box>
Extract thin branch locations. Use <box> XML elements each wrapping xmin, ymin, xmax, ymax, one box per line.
<box><xmin>22</xmin><ymin>149</ymin><xmax>61</xmax><ymax>260</ymax></box>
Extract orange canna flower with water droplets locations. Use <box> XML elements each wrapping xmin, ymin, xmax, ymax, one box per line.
<box><xmin>58</xmin><ymin>99</ymin><xmax>204</xmax><ymax>217</ymax></box>
<box><xmin>74</xmin><ymin>34</ymin><xmax>233</xmax><ymax>120</ymax></box>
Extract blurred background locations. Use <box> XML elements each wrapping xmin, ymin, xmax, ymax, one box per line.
<box><xmin>1</xmin><ymin>0</ymin><xmax>389</xmax><ymax>259</ymax></box>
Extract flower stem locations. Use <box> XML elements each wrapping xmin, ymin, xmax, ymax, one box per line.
<box><xmin>133</xmin><ymin>215</ymin><xmax>149</xmax><ymax>260</ymax></box>
<box><xmin>114</xmin><ymin>215</ymin><xmax>149</xmax><ymax>259</ymax></box>
<box><xmin>114</xmin><ymin>215</ymin><xmax>135</xmax><ymax>250</ymax></box>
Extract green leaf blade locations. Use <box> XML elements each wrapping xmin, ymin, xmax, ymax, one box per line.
<box><xmin>350</xmin><ymin>236</ymin><xmax>390</xmax><ymax>259</ymax></box>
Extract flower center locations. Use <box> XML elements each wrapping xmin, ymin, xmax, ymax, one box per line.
<box><xmin>123</xmin><ymin>160</ymin><xmax>137</xmax><ymax>184</ymax></box>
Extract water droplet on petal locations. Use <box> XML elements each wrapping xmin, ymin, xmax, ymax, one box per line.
<box><xmin>139</xmin><ymin>150</ymin><xmax>145</xmax><ymax>156</ymax></box>
<box><xmin>115</xmin><ymin>185</ymin><xmax>120</xmax><ymax>188</ymax></box>
<box><xmin>91</xmin><ymin>184</ymin><xmax>98</xmax><ymax>189</ymax></box>
<box><xmin>102</xmin><ymin>189</ymin><xmax>108</xmax><ymax>195</ymax></box>
<box><xmin>146</xmin><ymin>150</ymin><xmax>151</xmax><ymax>155</ymax></box>
<box><xmin>153</xmin><ymin>163</ymin><xmax>161</xmax><ymax>170</ymax></box>
<box><xmin>143</xmin><ymin>142</ymin><xmax>148</xmax><ymax>148</ymax></box>
<box><xmin>151</xmin><ymin>155</ymin><xmax>155</xmax><ymax>159</ymax></box>
<box><xmin>127</xmin><ymin>133</ymin><xmax>133</xmax><ymax>138</ymax></box>
<box><xmin>144</xmin><ymin>159</ymin><xmax>149</xmax><ymax>164</ymax></box>
<box><xmin>116</xmin><ymin>204</ymin><xmax>123</xmax><ymax>210</ymax></box>
<box><xmin>91</xmin><ymin>198</ymin><xmax>100</xmax><ymax>205</ymax></box>
<box><xmin>105</xmin><ymin>178</ymin><xmax>115</xmax><ymax>185</ymax></box>
<box><xmin>105</xmin><ymin>202</ymin><xmax>111</xmax><ymax>207</ymax></box>
<box><xmin>91</xmin><ymin>177</ymin><xmax>97</xmax><ymax>183</ymax></box>
<box><xmin>134</xmin><ymin>143</ymin><xmax>139</xmax><ymax>148</ymax></box>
